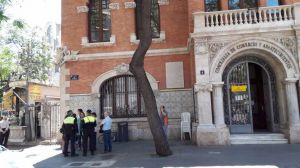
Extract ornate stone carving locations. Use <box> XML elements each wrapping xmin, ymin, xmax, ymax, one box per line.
<box><xmin>194</xmin><ymin>38</ymin><xmax>208</xmax><ymax>55</ymax></box>
<box><xmin>55</xmin><ymin>47</ymin><xmax>79</xmax><ymax>66</ymax></box>
<box><xmin>109</xmin><ymin>3</ymin><xmax>120</xmax><ymax>10</ymax></box>
<box><xmin>124</xmin><ymin>2</ymin><xmax>136</xmax><ymax>9</ymax></box>
<box><xmin>77</xmin><ymin>6</ymin><xmax>89</xmax><ymax>13</ymax></box>
<box><xmin>273</xmin><ymin>37</ymin><xmax>297</xmax><ymax>59</ymax></box>
<box><xmin>208</xmin><ymin>42</ymin><xmax>228</xmax><ymax>62</ymax></box>
<box><xmin>194</xmin><ymin>83</ymin><xmax>213</xmax><ymax>92</ymax></box>
<box><xmin>158</xmin><ymin>0</ymin><xmax>169</xmax><ymax>5</ymax></box>
<box><xmin>114</xmin><ymin>63</ymin><xmax>130</xmax><ymax>74</ymax></box>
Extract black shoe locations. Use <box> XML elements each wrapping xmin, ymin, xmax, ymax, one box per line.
<box><xmin>71</xmin><ymin>154</ymin><xmax>79</xmax><ymax>157</ymax></box>
<box><xmin>63</xmin><ymin>154</ymin><xmax>68</xmax><ymax>157</ymax></box>
<box><xmin>83</xmin><ymin>153</ymin><xmax>87</xmax><ymax>157</ymax></box>
<box><xmin>91</xmin><ymin>151</ymin><xmax>94</xmax><ymax>155</ymax></box>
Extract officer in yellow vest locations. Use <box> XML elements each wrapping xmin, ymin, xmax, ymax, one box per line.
<box><xmin>82</xmin><ymin>109</ymin><xmax>96</xmax><ymax>156</ymax></box>
<box><xmin>62</xmin><ymin>110</ymin><xmax>78</xmax><ymax>157</ymax></box>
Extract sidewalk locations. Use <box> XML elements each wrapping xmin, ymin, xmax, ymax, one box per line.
<box><xmin>5</xmin><ymin>141</ymin><xmax>300</xmax><ymax>168</ymax></box>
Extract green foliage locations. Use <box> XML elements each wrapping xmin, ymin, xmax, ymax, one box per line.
<box><xmin>0</xmin><ymin>47</ymin><xmax>14</xmax><ymax>103</ymax></box>
<box><xmin>0</xmin><ymin>0</ymin><xmax>11</xmax><ymax>24</ymax></box>
<box><xmin>4</xmin><ymin>26</ymin><xmax>52</xmax><ymax>82</ymax></box>
<box><xmin>0</xmin><ymin>24</ymin><xmax>52</xmax><ymax>94</ymax></box>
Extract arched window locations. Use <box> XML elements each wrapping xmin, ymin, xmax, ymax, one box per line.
<box><xmin>88</xmin><ymin>0</ymin><xmax>111</xmax><ymax>42</ymax></box>
<box><xmin>135</xmin><ymin>0</ymin><xmax>160</xmax><ymax>39</ymax></box>
<box><xmin>100</xmin><ymin>75</ymin><xmax>146</xmax><ymax>118</ymax></box>
<box><xmin>205</xmin><ymin>0</ymin><xmax>220</xmax><ymax>12</ymax></box>
<box><xmin>267</xmin><ymin>0</ymin><xmax>282</xmax><ymax>6</ymax></box>
<box><xmin>229</xmin><ymin>0</ymin><xmax>258</xmax><ymax>10</ymax></box>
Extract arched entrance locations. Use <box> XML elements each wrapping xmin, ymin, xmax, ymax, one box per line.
<box><xmin>99</xmin><ymin>75</ymin><xmax>146</xmax><ymax>118</ymax></box>
<box><xmin>222</xmin><ymin>56</ymin><xmax>279</xmax><ymax>133</ymax></box>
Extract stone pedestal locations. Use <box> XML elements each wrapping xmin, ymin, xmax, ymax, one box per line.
<box><xmin>194</xmin><ymin>82</ymin><xmax>230</xmax><ymax>146</ymax></box>
<box><xmin>288</xmin><ymin>125</ymin><xmax>300</xmax><ymax>143</ymax></box>
<box><xmin>8</xmin><ymin>126</ymin><xmax>27</xmax><ymax>143</ymax></box>
<box><xmin>196</xmin><ymin>125</ymin><xmax>230</xmax><ymax>145</ymax></box>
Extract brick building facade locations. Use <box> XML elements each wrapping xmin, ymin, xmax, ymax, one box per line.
<box><xmin>59</xmin><ymin>0</ymin><xmax>300</xmax><ymax>145</ymax></box>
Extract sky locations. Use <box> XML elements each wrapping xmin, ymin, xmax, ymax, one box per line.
<box><xmin>6</xmin><ymin>0</ymin><xmax>61</xmax><ymax>27</ymax></box>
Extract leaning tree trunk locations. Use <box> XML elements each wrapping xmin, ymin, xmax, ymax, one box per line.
<box><xmin>129</xmin><ymin>0</ymin><xmax>172</xmax><ymax>156</ymax></box>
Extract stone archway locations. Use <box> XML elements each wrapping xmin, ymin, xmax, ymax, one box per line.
<box><xmin>210</xmin><ymin>37</ymin><xmax>299</xmax><ymax>81</ymax></box>
<box><xmin>208</xmin><ymin>37</ymin><xmax>300</xmax><ymax>143</ymax></box>
<box><xmin>91</xmin><ymin>63</ymin><xmax>159</xmax><ymax>115</ymax></box>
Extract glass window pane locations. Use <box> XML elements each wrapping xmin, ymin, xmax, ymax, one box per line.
<box><xmin>267</xmin><ymin>0</ymin><xmax>279</xmax><ymax>6</ymax></box>
<box><xmin>229</xmin><ymin>0</ymin><xmax>240</xmax><ymax>9</ymax></box>
<box><xmin>89</xmin><ymin>0</ymin><xmax>111</xmax><ymax>43</ymax></box>
<box><xmin>100</xmin><ymin>75</ymin><xmax>145</xmax><ymax>118</ymax></box>
<box><xmin>205</xmin><ymin>0</ymin><xmax>219</xmax><ymax>12</ymax></box>
<box><xmin>244</xmin><ymin>0</ymin><xmax>257</xmax><ymax>8</ymax></box>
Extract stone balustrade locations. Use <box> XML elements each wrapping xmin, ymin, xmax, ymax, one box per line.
<box><xmin>194</xmin><ymin>5</ymin><xmax>296</xmax><ymax>33</ymax></box>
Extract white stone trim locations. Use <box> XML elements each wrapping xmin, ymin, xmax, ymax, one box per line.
<box><xmin>160</xmin><ymin>88</ymin><xmax>192</xmax><ymax>92</ymax></box>
<box><xmin>158</xmin><ymin>0</ymin><xmax>169</xmax><ymax>5</ymax></box>
<box><xmin>209</xmin><ymin>37</ymin><xmax>300</xmax><ymax>81</ymax></box>
<box><xmin>130</xmin><ymin>31</ymin><xmax>166</xmax><ymax>44</ymax></box>
<box><xmin>109</xmin><ymin>3</ymin><xmax>120</xmax><ymax>10</ymax></box>
<box><xmin>124</xmin><ymin>2</ymin><xmax>136</xmax><ymax>9</ymax></box>
<box><xmin>76</xmin><ymin>47</ymin><xmax>188</xmax><ymax>61</ymax></box>
<box><xmin>77</xmin><ymin>6</ymin><xmax>89</xmax><ymax>13</ymax></box>
<box><xmin>91</xmin><ymin>65</ymin><xmax>159</xmax><ymax>95</ymax></box>
<box><xmin>81</xmin><ymin>35</ymin><xmax>116</xmax><ymax>48</ymax></box>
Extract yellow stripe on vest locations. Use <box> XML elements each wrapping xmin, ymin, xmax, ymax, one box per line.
<box><xmin>83</xmin><ymin>116</ymin><xmax>96</xmax><ymax>123</ymax></box>
<box><xmin>64</xmin><ymin>117</ymin><xmax>75</xmax><ymax>124</ymax></box>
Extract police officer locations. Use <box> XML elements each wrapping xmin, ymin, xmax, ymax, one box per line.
<box><xmin>82</xmin><ymin>109</ymin><xmax>96</xmax><ymax>156</ymax></box>
<box><xmin>62</xmin><ymin>110</ymin><xmax>78</xmax><ymax>157</ymax></box>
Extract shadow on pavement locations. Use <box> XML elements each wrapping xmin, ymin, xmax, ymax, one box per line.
<box><xmin>33</xmin><ymin>141</ymin><xmax>300</xmax><ymax>168</ymax></box>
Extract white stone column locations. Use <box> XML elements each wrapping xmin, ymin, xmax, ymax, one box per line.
<box><xmin>212</xmin><ymin>82</ymin><xmax>226</xmax><ymax>128</ymax></box>
<box><xmin>285</xmin><ymin>78</ymin><xmax>300</xmax><ymax>143</ymax></box>
<box><xmin>285</xmin><ymin>78</ymin><xmax>300</xmax><ymax>126</ymax></box>
<box><xmin>193</xmin><ymin>38</ymin><xmax>230</xmax><ymax>145</ymax></box>
<box><xmin>195</xmin><ymin>83</ymin><xmax>214</xmax><ymax>126</ymax></box>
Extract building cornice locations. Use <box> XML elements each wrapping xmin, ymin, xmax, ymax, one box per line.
<box><xmin>68</xmin><ymin>47</ymin><xmax>189</xmax><ymax>61</ymax></box>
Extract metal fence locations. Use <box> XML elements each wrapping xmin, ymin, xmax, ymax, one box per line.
<box><xmin>40</xmin><ymin>102</ymin><xmax>61</xmax><ymax>142</ymax></box>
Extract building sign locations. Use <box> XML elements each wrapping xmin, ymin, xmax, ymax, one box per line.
<box><xmin>2</xmin><ymin>88</ymin><xmax>13</xmax><ymax>110</ymax></box>
<box><xmin>70</xmin><ymin>75</ymin><xmax>79</xmax><ymax>80</ymax></box>
<box><xmin>231</xmin><ymin>85</ymin><xmax>247</xmax><ymax>92</ymax></box>
<box><xmin>215</xmin><ymin>41</ymin><xmax>293</xmax><ymax>73</ymax></box>
<box><xmin>29</xmin><ymin>85</ymin><xmax>41</xmax><ymax>101</ymax></box>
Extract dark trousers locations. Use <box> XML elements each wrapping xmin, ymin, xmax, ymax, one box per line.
<box><xmin>77</xmin><ymin>132</ymin><xmax>83</xmax><ymax>149</ymax></box>
<box><xmin>92</xmin><ymin>132</ymin><xmax>97</xmax><ymax>150</ymax></box>
<box><xmin>103</xmin><ymin>130</ymin><xmax>112</xmax><ymax>152</ymax></box>
<box><xmin>0</xmin><ymin>129</ymin><xmax>10</xmax><ymax>147</ymax></box>
<box><xmin>83</xmin><ymin>130</ymin><xmax>95</xmax><ymax>154</ymax></box>
<box><xmin>63</xmin><ymin>134</ymin><xmax>75</xmax><ymax>156</ymax></box>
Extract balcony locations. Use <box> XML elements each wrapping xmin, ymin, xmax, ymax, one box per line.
<box><xmin>193</xmin><ymin>4</ymin><xmax>300</xmax><ymax>35</ymax></box>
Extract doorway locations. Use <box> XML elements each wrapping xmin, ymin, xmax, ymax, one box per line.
<box><xmin>223</xmin><ymin>56</ymin><xmax>277</xmax><ymax>134</ymax></box>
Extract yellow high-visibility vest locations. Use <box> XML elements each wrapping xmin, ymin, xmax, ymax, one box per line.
<box><xmin>83</xmin><ymin>116</ymin><xmax>96</xmax><ymax>123</ymax></box>
<box><xmin>64</xmin><ymin>116</ymin><xmax>75</xmax><ymax>124</ymax></box>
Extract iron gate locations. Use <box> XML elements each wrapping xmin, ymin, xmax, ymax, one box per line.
<box><xmin>223</xmin><ymin>56</ymin><xmax>278</xmax><ymax>133</ymax></box>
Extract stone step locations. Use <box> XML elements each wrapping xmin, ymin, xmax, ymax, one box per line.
<box><xmin>230</xmin><ymin>133</ymin><xmax>288</xmax><ymax>144</ymax></box>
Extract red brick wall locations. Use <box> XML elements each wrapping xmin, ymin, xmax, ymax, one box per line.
<box><xmin>66</xmin><ymin>54</ymin><xmax>191</xmax><ymax>94</ymax></box>
<box><xmin>62</xmin><ymin>0</ymin><xmax>189</xmax><ymax>54</ymax></box>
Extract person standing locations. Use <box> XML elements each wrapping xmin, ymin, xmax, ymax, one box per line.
<box><xmin>62</xmin><ymin>110</ymin><xmax>78</xmax><ymax>157</ymax></box>
<box><xmin>91</xmin><ymin>112</ymin><xmax>97</xmax><ymax>151</ymax></box>
<box><xmin>77</xmin><ymin>109</ymin><xmax>84</xmax><ymax>150</ymax></box>
<box><xmin>100</xmin><ymin>112</ymin><xmax>112</xmax><ymax>153</ymax></box>
<box><xmin>82</xmin><ymin>109</ymin><xmax>96</xmax><ymax>156</ymax></box>
<box><xmin>160</xmin><ymin>105</ymin><xmax>169</xmax><ymax>137</ymax></box>
<box><xmin>0</xmin><ymin>116</ymin><xmax>10</xmax><ymax>147</ymax></box>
